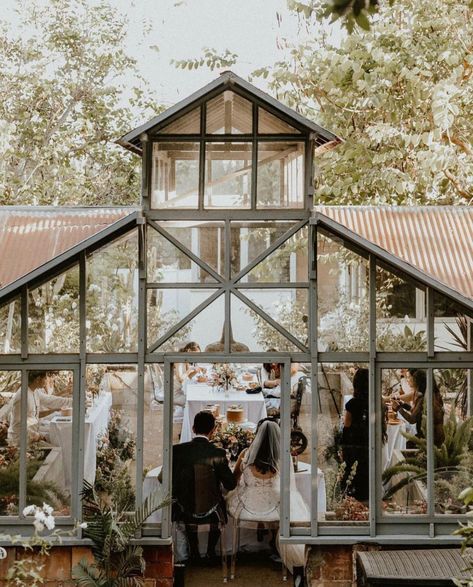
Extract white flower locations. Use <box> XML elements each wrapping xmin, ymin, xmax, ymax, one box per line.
<box><xmin>34</xmin><ymin>510</ymin><xmax>46</xmax><ymax>523</ymax></box>
<box><xmin>79</xmin><ymin>522</ymin><xmax>88</xmax><ymax>529</ymax></box>
<box><xmin>44</xmin><ymin>515</ymin><xmax>55</xmax><ymax>531</ymax></box>
<box><xmin>23</xmin><ymin>505</ymin><xmax>36</xmax><ymax>516</ymax></box>
<box><xmin>33</xmin><ymin>519</ymin><xmax>45</xmax><ymax>533</ymax></box>
<box><xmin>42</xmin><ymin>503</ymin><xmax>53</xmax><ymax>515</ymax></box>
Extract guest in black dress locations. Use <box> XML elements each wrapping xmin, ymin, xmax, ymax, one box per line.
<box><xmin>341</xmin><ymin>368</ymin><xmax>369</xmax><ymax>502</ymax></box>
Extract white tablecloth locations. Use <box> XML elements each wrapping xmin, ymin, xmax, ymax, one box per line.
<box><xmin>49</xmin><ymin>392</ymin><xmax>112</xmax><ymax>487</ymax></box>
<box><xmin>143</xmin><ymin>460</ymin><xmax>327</xmax><ymax>549</ymax></box>
<box><xmin>180</xmin><ymin>384</ymin><xmax>267</xmax><ymax>443</ymax></box>
<box><xmin>383</xmin><ymin>422</ymin><xmax>407</xmax><ymax>470</ymax></box>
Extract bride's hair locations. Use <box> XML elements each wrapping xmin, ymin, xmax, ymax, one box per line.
<box><xmin>245</xmin><ymin>420</ymin><xmax>280</xmax><ymax>474</ymax></box>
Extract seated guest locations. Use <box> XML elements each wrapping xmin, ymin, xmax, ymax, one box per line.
<box><xmin>227</xmin><ymin>419</ymin><xmax>308</xmax><ymax>587</ymax></box>
<box><xmin>173</xmin><ymin>341</ymin><xmax>202</xmax><ymax>409</ymax></box>
<box><xmin>262</xmin><ymin>357</ymin><xmax>304</xmax><ymax>414</ymax></box>
<box><xmin>8</xmin><ymin>371</ymin><xmax>72</xmax><ymax>447</ymax></box>
<box><xmin>392</xmin><ymin>369</ymin><xmax>445</xmax><ymax>447</ymax></box>
<box><xmin>342</xmin><ymin>368</ymin><xmax>369</xmax><ymax>502</ymax></box>
<box><xmin>170</xmin><ymin>411</ymin><xmax>236</xmax><ymax>586</ymax></box>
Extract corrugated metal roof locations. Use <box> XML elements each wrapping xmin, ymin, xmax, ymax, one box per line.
<box><xmin>315</xmin><ymin>206</ymin><xmax>473</xmax><ymax>300</ymax></box>
<box><xmin>0</xmin><ymin>208</ymin><xmax>136</xmax><ymax>289</ymax></box>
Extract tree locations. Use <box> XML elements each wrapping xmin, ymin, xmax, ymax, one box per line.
<box><xmin>0</xmin><ymin>0</ymin><xmax>159</xmax><ymax>206</ymax></box>
<box><xmin>255</xmin><ymin>0</ymin><xmax>473</xmax><ymax>206</ymax></box>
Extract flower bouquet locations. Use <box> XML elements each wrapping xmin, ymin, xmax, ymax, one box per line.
<box><xmin>211</xmin><ymin>423</ymin><xmax>255</xmax><ymax>461</ymax></box>
<box><xmin>210</xmin><ymin>364</ymin><xmax>238</xmax><ymax>393</ymax></box>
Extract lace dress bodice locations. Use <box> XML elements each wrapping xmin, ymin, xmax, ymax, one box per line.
<box><xmin>227</xmin><ymin>464</ymin><xmax>280</xmax><ymax>521</ymax></box>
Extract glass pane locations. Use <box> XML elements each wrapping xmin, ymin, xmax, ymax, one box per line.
<box><xmin>231</xmin><ymin>294</ymin><xmax>300</xmax><ymax>352</ymax></box>
<box><xmin>319</xmin><ymin>363</ymin><xmax>370</xmax><ymax>524</ymax></box>
<box><xmin>206</xmin><ymin>91</ymin><xmax>252</xmax><ymax>134</ymax></box>
<box><xmin>376</xmin><ymin>266</ymin><xmax>426</xmax><ymax>351</ymax></box>
<box><xmin>0</xmin><ymin>370</ymin><xmax>21</xmax><ymax>514</ymax></box>
<box><xmin>204</xmin><ymin>142</ymin><xmax>252</xmax><ymax>209</ymax></box>
<box><xmin>157</xmin><ymin>295</ymin><xmax>225</xmax><ymax>352</ymax></box>
<box><xmin>84</xmin><ymin>365</ymin><xmax>136</xmax><ymax>509</ymax></box>
<box><xmin>26</xmin><ymin>370</ymin><xmax>74</xmax><ymax>516</ymax></box>
<box><xmin>433</xmin><ymin>368</ymin><xmax>471</xmax><ymax>515</ymax></box>
<box><xmin>238</xmin><ymin>288</ymin><xmax>308</xmax><ymax>343</ymax></box>
<box><xmin>243</xmin><ymin>226</ymin><xmax>308</xmax><ymax>283</ymax></box>
<box><xmin>147</xmin><ymin>226</ymin><xmax>217</xmax><ymax>283</ymax></box>
<box><xmin>151</xmin><ymin>142</ymin><xmax>199</xmax><ymax>209</ymax></box>
<box><xmin>258</xmin><ymin>108</ymin><xmax>301</xmax><ymax>134</ymax></box>
<box><xmin>230</xmin><ymin>221</ymin><xmax>296</xmax><ymax>278</ymax></box>
<box><xmin>317</xmin><ymin>232</ymin><xmax>369</xmax><ymax>352</ymax></box>
<box><xmin>433</xmin><ymin>291</ymin><xmax>473</xmax><ymax>352</ymax></box>
<box><xmin>28</xmin><ymin>266</ymin><xmax>80</xmax><ymax>353</ymax></box>
<box><xmin>257</xmin><ymin>142</ymin><xmax>304</xmax><ymax>209</ymax></box>
<box><xmin>143</xmin><ymin>364</ymin><xmax>165</xmax><ymax>523</ymax></box>
<box><xmin>0</xmin><ymin>298</ymin><xmax>21</xmax><ymax>354</ymax></box>
<box><xmin>158</xmin><ymin>221</ymin><xmax>225</xmax><ymax>275</ymax></box>
<box><xmin>158</xmin><ymin>106</ymin><xmax>200</xmax><ymax>134</ymax></box>
<box><xmin>87</xmin><ymin>231</ymin><xmax>139</xmax><ymax>352</ymax></box>
<box><xmin>381</xmin><ymin>368</ymin><xmax>428</xmax><ymax>516</ymax></box>
<box><xmin>148</xmin><ymin>289</ymin><xmax>220</xmax><ymax>349</ymax></box>
<box><xmin>283</xmin><ymin>363</ymin><xmax>313</xmax><ymax>526</ymax></box>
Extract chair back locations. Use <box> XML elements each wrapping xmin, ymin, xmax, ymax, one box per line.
<box><xmin>191</xmin><ymin>463</ymin><xmax>222</xmax><ymax>520</ymax></box>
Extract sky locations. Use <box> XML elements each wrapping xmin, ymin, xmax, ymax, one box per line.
<box><xmin>0</xmin><ymin>0</ymin><xmax>340</xmax><ymax>117</ymax></box>
<box><xmin>115</xmin><ymin>0</ymin><xmax>310</xmax><ymax>106</ymax></box>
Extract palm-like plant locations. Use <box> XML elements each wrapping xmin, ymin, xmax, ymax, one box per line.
<box><xmin>382</xmin><ymin>411</ymin><xmax>472</xmax><ymax>504</ymax></box>
<box><xmin>72</xmin><ymin>481</ymin><xmax>169</xmax><ymax>587</ymax></box>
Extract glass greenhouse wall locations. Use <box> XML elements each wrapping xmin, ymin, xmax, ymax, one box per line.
<box><xmin>0</xmin><ymin>73</ymin><xmax>471</xmax><ymax>545</ymax></box>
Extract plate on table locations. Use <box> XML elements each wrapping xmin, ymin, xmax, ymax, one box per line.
<box><xmin>295</xmin><ymin>461</ymin><xmax>309</xmax><ymax>473</ymax></box>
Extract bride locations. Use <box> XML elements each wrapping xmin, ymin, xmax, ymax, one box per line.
<box><xmin>226</xmin><ymin>419</ymin><xmax>309</xmax><ymax>587</ymax></box>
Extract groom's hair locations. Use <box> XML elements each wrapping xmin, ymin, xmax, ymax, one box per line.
<box><xmin>193</xmin><ymin>411</ymin><xmax>216</xmax><ymax>435</ymax></box>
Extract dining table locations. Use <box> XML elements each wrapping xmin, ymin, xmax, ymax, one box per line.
<box><xmin>48</xmin><ymin>391</ymin><xmax>112</xmax><ymax>488</ymax></box>
<box><xmin>180</xmin><ymin>382</ymin><xmax>268</xmax><ymax>444</ymax></box>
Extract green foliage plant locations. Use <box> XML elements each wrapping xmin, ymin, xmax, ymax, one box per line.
<box><xmin>72</xmin><ymin>481</ymin><xmax>169</xmax><ymax>587</ymax></box>
<box><xmin>452</xmin><ymin>487</ymin><xmax>473</xmax><ymax>587</ymax></box>
<box><xmin>382</xmin><ymin>411</ymin><xmax>473</xmax><ymax>513</ymax></box>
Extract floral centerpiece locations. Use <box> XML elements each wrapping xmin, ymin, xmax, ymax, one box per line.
<box><xmin>210</xmin><ymin>364</ymin><xmax>238</xmax><ymax>392</ymax></box>
<box><xmin>211</xmin><ymin>423</ymin><xmax>255</xmax><ymax>461</ymax></box>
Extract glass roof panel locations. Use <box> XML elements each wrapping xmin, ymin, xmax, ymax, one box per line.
<box><xmin>157</xmin><ymin>106</ymin><xmax>200</xmax><ymax>134</ymax></box>
<box><xmin>258</xmin><ymin>107</ymin><xmax>301</xmax><ymax>134</ymax></box>
<box><xmin>206</xmin><ymin>91</ymin><xmax>252</xmax><ymax>134</ymax></box>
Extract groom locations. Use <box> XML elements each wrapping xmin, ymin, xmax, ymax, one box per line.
<box><xmin>172</xmin><ymin>411</ymin><xmax>236</xmax><ymax>584</ymax></box>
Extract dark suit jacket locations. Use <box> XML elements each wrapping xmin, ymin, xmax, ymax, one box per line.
<box><xmin>172</xmin><ymin>437</ymin><xmax>236</xmax><ymax>522</ymax></box>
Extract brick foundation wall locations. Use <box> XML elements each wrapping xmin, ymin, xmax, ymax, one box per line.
<box><xmin>0</xmin><ymin>544</ymin><xmax>173</xmax><ymax>587</ymax></box>
<box><xmin>307</xmin><ymin>544</ymin><xmax>381</xmax><ymax>587</ymax></box>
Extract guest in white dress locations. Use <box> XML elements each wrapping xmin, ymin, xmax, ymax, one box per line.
<box><xmin>226</xmin><ymin>420</ymin><xmax>309</xmax><ymax>587</ymax></box>
<box><xmin>172</xmin><ymin>342</ymin><xmax>202</xmax><ymax>423</ymax></box>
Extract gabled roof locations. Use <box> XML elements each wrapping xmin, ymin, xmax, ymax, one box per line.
<box><xmin>314</xmin><ymin>206</ymin><xmax>473</xmax><ymax>312</ymax></box>
<box><xmin>0</xmin><ymin>208</ymin><xmax>140</xmax><ymax>303</ymax></box>
<box><xmin>118</xmin><ymin>71</ymin><xmax>340</xmax><ymax>154</ymax></box>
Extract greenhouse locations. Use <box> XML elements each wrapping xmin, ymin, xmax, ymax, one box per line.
<box><xmin>0</xmin><ymin>71</ymin><xmax>472</xmax><ymax>553</ymax></box>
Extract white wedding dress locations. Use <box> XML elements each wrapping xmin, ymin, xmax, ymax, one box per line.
<box><xmin>226</xmin><ymin>458</ymin><xmax>310</xmax><ymax>572</ymax></box>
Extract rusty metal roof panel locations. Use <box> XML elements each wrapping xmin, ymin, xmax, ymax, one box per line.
<box><xmin>0</xmin><ymin>208</ymin><xmax>137</xmax><ymax>288</ymax></box>
<box><xmin>315</xmin><ymin>206</ymin><xmax>473</xmax><ymax>300</ymax></box>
